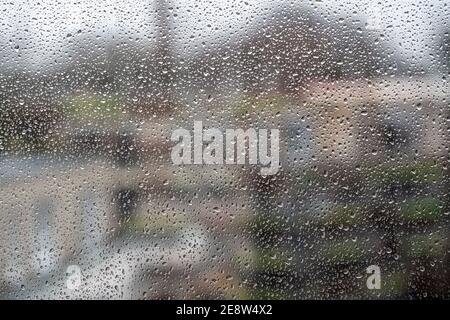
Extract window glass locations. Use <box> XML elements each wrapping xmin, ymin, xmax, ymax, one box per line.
<box><xmin>0</xmin><ymin>0</ymin><xmax>449</xmax><ymax>299</ymax></box>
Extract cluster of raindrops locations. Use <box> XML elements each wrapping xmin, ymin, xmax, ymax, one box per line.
<box><xmin>0</xmin><ymin>0</ymin><xmax>449</xmax><ymax>299</ymax></box>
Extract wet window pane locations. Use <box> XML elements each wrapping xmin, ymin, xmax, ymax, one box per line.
<box><xmin>0</xmin><ymin>0</ymin><xmax>449</xmax><ymax>299</ymax></box>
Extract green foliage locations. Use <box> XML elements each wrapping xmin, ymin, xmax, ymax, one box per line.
<box><xmin>64</xmin><ymin>93</ymin><xmax>122</xmax><ymax>121</ymax></box>
<box><xmin>399</xmin><ymin>197</ymin><xmax>443</xmax><ymax>222</ymax></box>
<box><xmin>404</xmin><ymin>232</ymin><xmax>447</xmax><ymax>258</ymax></box>
<box><xmin>366</xmin><ymin>161</ymin><xmax>444</xmax><ymax>186</ymax></box>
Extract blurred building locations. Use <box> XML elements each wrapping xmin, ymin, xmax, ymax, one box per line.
<box><xmin>0</xmin><ymin>158</ymin><xmax>119</xmax><ymax>289</ymax></box>
<box><xmin>234</xmin><ymin>76</ymin><xmax>450</xmax><ymax>298</ymax></box>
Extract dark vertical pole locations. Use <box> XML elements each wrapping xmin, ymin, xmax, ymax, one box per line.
<box><xmin>154</xmin><ymin>0</ymin><xmax>174</xmax><ymax>113</ymax></box>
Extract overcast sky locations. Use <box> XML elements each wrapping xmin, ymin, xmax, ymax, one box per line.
<box><xmin>0</xmin><ymin>0</ymin><xmax>448</xmax><ymax>71</ymax></box>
